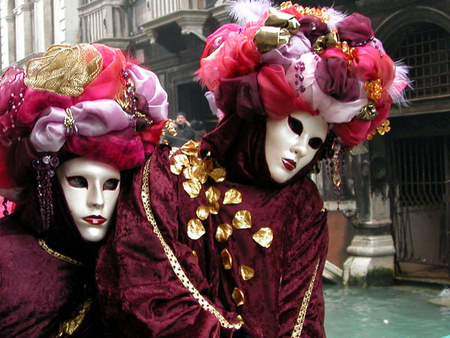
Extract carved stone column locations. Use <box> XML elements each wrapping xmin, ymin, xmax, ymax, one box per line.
<box><xmin>343</xmin><ymin>144</ymin><xmax>396</xmax><ymax>286</ymax></box>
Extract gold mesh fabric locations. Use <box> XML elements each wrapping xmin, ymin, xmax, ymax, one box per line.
<box><xmin>24</xmin><ymin>44</ymin><xmax>103</xmax><ymax>97</ymax></box>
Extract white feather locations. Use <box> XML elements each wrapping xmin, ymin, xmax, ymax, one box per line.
<box><xmin>227</xmin><ymin>0</ymin><xmax>273</xmax><ymax>26</ymax></box>
<box><xmin>389</xmin><ymin>61</ymin><xmax>412</xmax><ymax>106</ymax></box>
<box><xmin>326</xmin><ymin>8</ymin><xmax>347</xmax><ymax>31</ymax></box>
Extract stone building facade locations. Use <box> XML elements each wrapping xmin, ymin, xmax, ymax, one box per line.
<box><xmin>1</xmin><ymin>0</ymin><xmax>449</xmax><ymax>285</ymax></box>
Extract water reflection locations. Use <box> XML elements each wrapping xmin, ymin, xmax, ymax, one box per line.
<box><xmin>324</xmin><ymin>283</ymin><xmax>450</xmax><ymax>338</ymax></box>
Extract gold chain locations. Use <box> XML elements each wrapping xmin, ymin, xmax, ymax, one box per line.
<box><xmin>38</xmin><ymin>239</ymin><xmax>85</xmax><ymax>266</ymax></box>
<box><xmin>291</xmin><ymin>259</ymin><xmax>320</xmax><ymax>338</ymax></box>
<box><xmin>141</xmin><ymin>157</ymin><xmax>242</xmax><ymax>330</ymax></box>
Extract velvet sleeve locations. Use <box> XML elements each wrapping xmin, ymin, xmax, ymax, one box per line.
<box><xmin>277</xmin><ymin>179</ymin><xmax>328</xmax><ymax>338</ymax></box>
<box><xmin>96</xmin><ymin>145</ymin><xmax>241</xmax><ymax>337</ymax></box>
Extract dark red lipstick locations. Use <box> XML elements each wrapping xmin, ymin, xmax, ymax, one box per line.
<box><xmin>83</xmin><ymin>215</ymin><xmax>106</xmax><ymax>226</ymax></box>
<box><xmin>282</xmin><ymin>158</ymin><xmax>296</xmax><ymax>171</ymax></box>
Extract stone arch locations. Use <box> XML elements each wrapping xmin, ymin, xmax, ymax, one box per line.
<box><xmin>375</xmin><ymin>6</ymin><xmax>450</xmax><ymax>53</ymax></box>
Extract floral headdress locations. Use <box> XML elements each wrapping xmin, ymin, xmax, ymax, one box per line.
<box><xmin>197</xmin><ymin>0</ymin><xmax>410</xmax><ymax>149</ymax></box>
<box><xmin>0</xmin><ymin>43</ymin><xmax>168</xmax><ymax>223</ymax></box>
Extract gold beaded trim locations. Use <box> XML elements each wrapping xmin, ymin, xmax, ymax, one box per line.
<box><xmin>38</xmin><ymin>239</ymin><xmax>85</xmax><ymax>266</ymax></box>
<box><xmin>141</xmin><ymin>157</ymin><xmax>242</xmax><ymax>330</ymax></box>
<box><xmin>291</xmin><ymin>259</ymin><xmax>320</xmax><ymax>338</ymax></box>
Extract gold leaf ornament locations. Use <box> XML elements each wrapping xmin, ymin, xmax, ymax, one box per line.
<box><xmin>181</xmin><ymin>140</ymin><xmax>199</xmax><ymax>156</ymax></box>
<box><xmin>187</xmin><ymin>219</ymin><xmax>206</xmax><ymax>240</ymax></box>
<box><xmin>232</xmin><ymin>210</ymin><xmax>252</xmax><ymax>229</ymax></box>
<box><xmin>206</xmin><ymin>186</ymin><xmax>221</xmax><ymax>204</ymax></box>
<box><xmin>196</xmin><ymin>206</ymin><xmax>210</xmax><ymax>220</ymax></box>
<box><xmin>183</xmin><ymin>179</ymin><xmax>202</xmax><ymax>198</ymax></box>
<box><xmin>25</xmin><ymin>44</ymin><xmax>103</xmax><ymax>97</ymax></box>
<box><xmin>232</xmin><ymin>288</ymin><xmax>245</xmax><ymax>307</ymax></box>
<box><xmin>215</xmin><ymin>223</ymin><xmax>233</xmax><ymax>243</ymax></box>
<box><xmin>209</xmin><ymin>167</ymin><xmax>226</xmax><ymax>183</ymax></box>
<box><xmin>221</xmin><ymin>248</ymin><xmax>233</xmax><ymax>270</ymax></box>
<box><xmin>252</xmin><ymin>227</ymin><xmax>274</xmax><ymax>248</ymax></box>
<box><xmin>223</xmin><ymin>189</ymin><xmax>242</xmax><ymax>205</ymax></box>
<box><xmin>240</xmin><ymin>265</ymin><xmax>255</xmax><ymax>281</ymax></box>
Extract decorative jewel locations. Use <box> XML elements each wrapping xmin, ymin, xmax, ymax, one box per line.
<box><xmin>187</xmin><ymin>219</ymin><xmax>206</xmax><ymax>240</ymax></box>
<box><xmin>293</xmin><ymin>60</ymin><xmax>306</xmax><ymax>97</ymax></box>
<box><xmin>183</xmin><ymin>179</ymin><xmax>202</xmax><ymax>198</ymax></box>
<box><xmin>232</xmin><ymin>210</ymin><xmax>252</xmax><ymax>230</ymax></box>
<box><xmin>196</xmin><ymin>206</ymin><xmax>210</xmax><ymax>220</ymax></box>
<box><xmin>24</xmin><ymin>44</ymin><xmax>102</xmax><ymax>97</ymax></box>
<box><xmin>223</xmin><ymin>189</ymin><xmax>242</xmax><ymax>205</ymax></box>
<box><xmin>32</xmin><ymin>154</ymin><xmax>60</xmax><ymax>231</ymax></box>
<box><xmin>2</xmin><ymin>198</ymin><xmax>9</xmax><ymax>217</ymax></box>
<box><xmin>232</xmin><ymin>287</ymin><xmax>245</xmax><ymax>307</ymax></box>
<box><xmin>240</xmin><ymin>265</ymin><xmax>255</xmax><ymax>281</ymax></box>
<box><xmin>367</xmin><ymin>119</ymin><xmax>391</xmax><ymax>140</ymax></box>
<box><xmin>38</xmin><ymin>239</ymin><xmax>84</xmax><ymax>266</ymax></box>
<box><xmin>206</xmin><ymin>186</ymin><xmax>221</xmax><ymax>204</ymax></box>
<box><xmin>365</xmin><ymin>79</ymin><xmax>383</xmax><ymax>102</ymax></box>
<box><xmin>252</xmin><ymin>227</ymin><xmax>274</xmax><ymax>248</ymax></box>
<box><xmin>221</xmin><ymin>248</ymin><xmax>233</xmax><ymax>270</ymax></box>
<box><xmin>215</xmin><ymin>223</ymin><xmax>233</xmax><ymax>243</ymax></box>
<box><xmin>356</xmin><ymin>101</ymin><xmax>378</xmax><ymax>121</ymax></box>
<box><xmin>117</xmin><ymin>68</ymin><xmax>154</xmax><ymax>126</ymax></box>
<box><xmin>63</xmin><ymin>107</ymin><xmax>77</xmax><ymax>135</ymax></box>
<box><xmin>280</xmin><ymin>2</ymin><xmax>330</xmax><ymax>23</ymax></box>
<box><xmin>161</xmin><ymin>119</ymin><xmax>178</xmax><ymax>136</ymax></box>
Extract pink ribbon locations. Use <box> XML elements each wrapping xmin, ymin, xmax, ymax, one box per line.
<box><xmin>30</xmin><ymin>100</ymin><xmax>132</xmax><ymax>152</ymax></box>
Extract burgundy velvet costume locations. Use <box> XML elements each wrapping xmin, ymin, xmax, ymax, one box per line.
<box><xmin>97</xmin><ymin>75</ymin><xmax>329</xmax><ymax>337</ymax></box>
<box><xmin>0</xmin><ymin>174</ymin><xmax>105</xmax><ymax>338</ymax></box>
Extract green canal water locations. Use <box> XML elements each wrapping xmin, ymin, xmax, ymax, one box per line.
<box><xmin>324</xmin><ymin>283</ymin><xmax>450</xmax><ymax>338</ymax></box>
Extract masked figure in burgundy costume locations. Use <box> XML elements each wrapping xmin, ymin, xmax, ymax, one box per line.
<box><xmin>96</xmin><ymin>1</ymin><xmax>409</xmax><ymax>337</ymax></box>
<box><xmin>0</xmin><ymin>43</ymin><xmax>168</xmax><ymax>337</ymax></box>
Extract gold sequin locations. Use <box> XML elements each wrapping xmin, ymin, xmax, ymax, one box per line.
<box><xmin>183</xmin><ymin>166</ymin><xmax>193</xmax><ymax>180</ymax></box>
<box><xmin>252</xmin><ymin>227</ymin><xmax>273</xmax><ymax>248</ymax></box>
<box><xmin>223</xmin><ymin>189</ymin><xmax>242</xmax><ymax>205</ymax></box>
<box><xmin>215</xmin><ymin>223</ymin><xmax>233</xmax><ymax>243</ymax></box>
<box><xmin>209</xmin><ymin>167</ymin><xmax>226</xmax><ymax>183</ymax></box>
<box><xmin>196</xmin><ymin>206</ymin><xmax>210</xmax><ymax>221</ymax></box>
<box><xmin>240</xmin><ymin>265</ymin><xmax>255</xmax><ymax>281</ymax></box>
<box><xmin>232</xmin><ymin>288</ymin><xmax>245</xmax><ymax>307</ymax></box>
<box><xmin>25</xmin><ymin>44</ymin><xmax>103</xmax><ymax>97</ymax></box>
<box><xmin>183</xmin><ymin>179</ymin><xmax>202</xmax><ymax>198</ymax></box>
<box><xmin>237</xmin><ymin>315</ymin><xmax>245</xmax><ymax>325</ymax></box>
<box><xmin>192</xmin><ymin>250</ymin><xmax>199</xmax><ymax>262</ymax></box>
<box><xmin>209</xmin><ymin>201</ymin><xmax>220</xmax><ymax>215</ymax></box>
<box><xmin>221</xmin><ymin>248</ymin><xmax>233</xmax><ymax>270</ymax></box>
<box><xmin>205</xmin><ymin>186</ymin><xmax>221</xmax><ymax>204</ymax></box>
<box><xmin>181</xmin><ymin>140</ymin><xmax>199</xmax><ymax>156</ymax></box>
<box><xmin>232</xmin><ymin>210</ymin><xmax>252</xmax><ymax>229</ymax></box>
<box><xmin>192</xmin><ymin>165</ymin><xmax>209</xmax><ymax>184</ymax></box>
<box><xmin>187</xmin><ymin>219</ymin><xmax>206</xmax><ymax>240</ymax></box>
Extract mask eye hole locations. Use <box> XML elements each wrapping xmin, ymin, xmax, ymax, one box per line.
<box><xmin>308</xmin><ymin>137</ymin><xmax>323</xmax><ymax>150</ymax></box>
<box><xmin>103</xmin><ymin>179</ymin><xmax>120</xmax><ymax>191</ymax></box>
<box><xmin>67</xmin><ymin>176</ymin><xmax>88</xmax><ymax>189</ymax></box>
<box><xmin>288</xmin><ymin>116</ymin><xmax>303</xmax><ymax>136</ymax></box>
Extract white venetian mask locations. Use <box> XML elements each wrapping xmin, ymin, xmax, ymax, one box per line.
<box><xmin>56</xmin><ymin>157</ymin><xmax>121</xmax><ymax>242</ymax></box>
<box><xmin>265</xmin><ymin>111</ymin><xmax>328</xmax><ymax>184</ymax></box>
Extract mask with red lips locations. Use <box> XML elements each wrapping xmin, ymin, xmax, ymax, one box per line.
<box><xmin>265</xmin><ymin>111</ymin><xmax>328</xmax><ymax>184</ymax></box>
<box><xmin>56</xmin><ymin>157</ymin><xmax>121</xmax><ymax>242</ymax></box>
